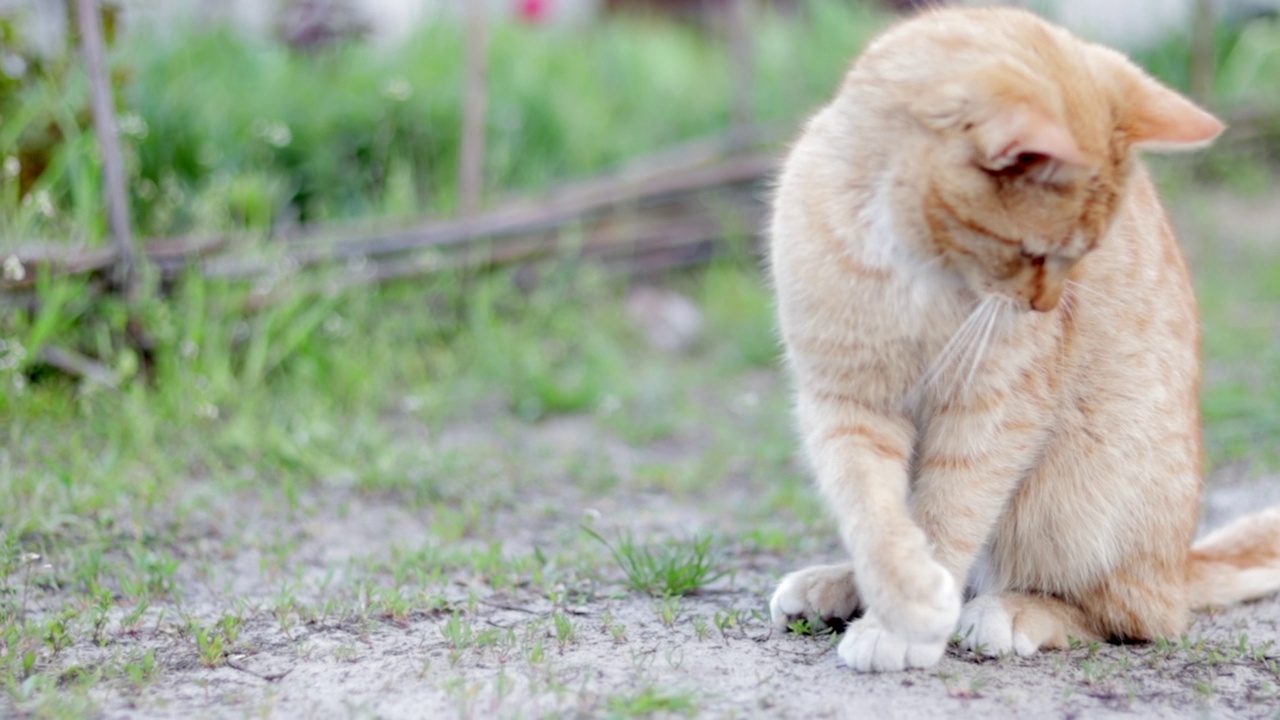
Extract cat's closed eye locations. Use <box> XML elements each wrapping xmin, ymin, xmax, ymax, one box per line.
<box><xmin>1020</xmin><ymin>249</ymin><xmax>1046</xmax><ymax>266</ymax></box>
<box><xmin>984</xmin><ymin>151</ymin><xmax>1050</xmax><ymax>178</ymax></box>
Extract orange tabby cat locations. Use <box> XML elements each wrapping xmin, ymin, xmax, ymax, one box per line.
<box><xmin>767</xmin><ymin>6</ymin><xmax>1280</xmax><ymax>672</ymax></box>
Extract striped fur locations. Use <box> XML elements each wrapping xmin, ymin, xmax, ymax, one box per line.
<box><xmin>766</xmin><ymin>7</ymin><xmax>1280</xmax><ymax>673</ymax></box>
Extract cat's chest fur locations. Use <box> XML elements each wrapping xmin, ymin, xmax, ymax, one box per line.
<box><xmin>835</xmin><ymin>182</ymin><xmax>1011</xmax><ymax>390</ymax></box>
<box><xmin>778</xmin><ymin>198</ymin><xmax>1056</xmax><ymax>437</ymax></box>
<box><xmin>772</xmin><ymin>116</ymin><xmax>1060</xmax><ymax>419</ymax></box>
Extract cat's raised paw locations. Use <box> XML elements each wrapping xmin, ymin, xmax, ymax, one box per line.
<box><xmin>769</xmin><ymin>563</ymin><xmax>860</xmax><ymax>629</ymax></box>
<box><xmin>838</xmin><ymin>616</ymin><xmax>946</xmax><ymax>672</ymax></box>
<box><xmin>956</xmin><ymin>594</ymin><xmax>1037</xmax><ymax>657</ymax></box>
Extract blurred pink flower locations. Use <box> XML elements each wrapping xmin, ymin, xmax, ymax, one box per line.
<box><xmin>518</xmin><ymin>0</ymin><xmax>551</xmax><ymax>23</ymax></box>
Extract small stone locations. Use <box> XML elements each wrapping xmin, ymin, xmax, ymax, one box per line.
<box><xmin>625</xmin><ymin>286</ymin><xmax>704</xmax><ymax>353</ymax></box>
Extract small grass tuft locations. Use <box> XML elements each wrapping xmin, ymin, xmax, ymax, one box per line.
<box><xmin>606</xmin><ymin>686</ymin><xmax>697</xmax><ymax>718</ymax></box>
<box><xmin>785</xmin><ymin>618</ymin><xmax>834</xmax><ymax>637</ymax></box>
<box><xmin>583</xmin><ymin>527</ymin><xmax>727</xmax><ymax>598</ymax></box>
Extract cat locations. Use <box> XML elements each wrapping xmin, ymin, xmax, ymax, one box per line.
<box><xmin>766</xmin><ymin>6</ymin><xmax>1280</xmax><ymax>673</ymax></box>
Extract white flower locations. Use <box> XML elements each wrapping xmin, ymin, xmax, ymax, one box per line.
<box><xmin>3</xmin><ymin>255</ymin><xmax>25</xmax><ymax>282</ymax></box>
<box><xmin>323</xmin><ymin>313</ymin><xmax>349</xmax><ymax>338</ymax></box>
<box><xmin>116</xmin><ymin>112</ymin><xmax>149</xmax><ymax>139</ymax></box>
<box><xmin>0</xmin><ymin>337</ymin><xmax>26</xmax><ymax>370</ymax></box>
<box><xmin>598</xmin><ymin>394</ymin><xmax>622</xmax><ymax>415</ymax></box>
<box><xmin>33</xmin><ymin>190</ymin><xmax>54</xmax><ymax>218</ymax></box>
<box><xmin>23</xmin><ymin>191</ymin><xmax>54</xmax><ymax>218</ymax></box>
<box><xmin>2</xmin><ymin>156</ymin><xmax>18</xmax><ymax>179</ymax></box>
<box><xmin>252</xmin><ymin>120</ymin><xmax>292</xmax><ymax>148</ymax></box>
<box><xmin>382</xmin><ymin>77</ymin><xmax>412</xmax><ymax>102</ymax></box>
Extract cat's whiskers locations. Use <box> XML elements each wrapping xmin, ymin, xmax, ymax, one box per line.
<box><xmin>957</xmin><ymin>298</ymin><xmax>1004</xmax><ymax>376</ymax></box>
<box><xmin>1056</xmin><ymin>298</ymin><xmax>1075</xmax><ymax>363</ymax></box>
<box><xmin>1059</xmin><ymin>288</ymin><xmax>1076</xmax><ymax>314</ymax></box>
<box><xmin>962</xmin><ymin>298</ymin><xmax>1007</xmax><ymax>390</ymax></box>
<box><xmin>918</xmin><ymin>299</ymin><xmax>988</xmax><ymax>388</ymax></box>
<box><xmin>915</xmin><ymin>296</ymin><xmax>996</xmax><ymax>399</ymax></box>
<box><xmin>1065</xmin><ymin>279</ymin><xmax>1103</xmax><ymax>305</ymax></box>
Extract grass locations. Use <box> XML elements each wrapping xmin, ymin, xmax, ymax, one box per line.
<box><xmin>0</xmin><ymin>248</ymin><xmax>811</xmax><ymax>715</ymax></box>
<box><xmin>0</xmin><ymin>3</ymin><xmax>1279</xmax><ymax>718</ymax></box>
<box><xmin>1</xmin><ymin>2</ymin><xmax>887</xmax><ymax>242</ymax></box>
<box><xmin>1177</xmin><ymin>179</ymin><xmax>1280</xmax><ymax>470</ymax></box>
<box><xmin>583</xmin><ymin>527</ymin><xmax>729</xmax><ymax>598</ymax></box>
<box><xmin>606</xmin><ymin>686</ymin><xmax>698</xmax><ymax>718</ymax></box>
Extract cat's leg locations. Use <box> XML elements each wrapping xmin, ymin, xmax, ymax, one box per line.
<box><xmin>769</xmin><ymin>562</ymin><xmax>860</xmax><ymax>630</ymax></box>
<box><xmin>908</xmin><ymin>381</ymin><xmax>1054</xmax><ymax>595</ymax></box>
<box><xmin>791</xmin><ymin>409</ymin><xmax>960</xmax><ymax>671</ymax></box>
<box><xmin>957</xmin><ymin>535</ymin><xmax>1182</xmax><ymax>653</ymax></box>
<box><xmin>956</xmin><ymin>592</ymin><xmax>1100</xmax><ymax>656</ymax></box>
<box><xmin>880</xmin><ymin>366</ymin><xmax>1059</xmax><ymax>667</ymax></box>
<box><xmin>949</xmin><ymin>412</ymin><xmax>1197</xmax><ymax>657</ymax></box>
<box><xmin>957</xmin><ymin>570</ymin><xmax>1186</xmax><ymax>658</ymax></box>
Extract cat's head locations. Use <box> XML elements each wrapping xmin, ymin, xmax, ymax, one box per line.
<box><xmin>892</xmin><ymin>9</ymin><xmax>1222</xmax><ymax>312</ymax></box>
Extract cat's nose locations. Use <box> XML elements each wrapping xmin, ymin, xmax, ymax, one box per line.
<box><xmin>1030</xmin><ymin>283</ymin><xmax>1064</xmax><ymax>312</ymax></box>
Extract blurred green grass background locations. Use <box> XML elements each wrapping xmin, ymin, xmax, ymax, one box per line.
<box><xmin>0</xmin><ymin>2</ymin><xmax>1276</xmax><ymax>511</ymax></box>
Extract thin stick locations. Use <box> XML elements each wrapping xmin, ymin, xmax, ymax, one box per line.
<box><xmin>39</xmin><ymin>345</ymin><xmax>120</xmax><ymax>389</ymax></box>
<box><xmin>76</xmin><ymin>0</ymin><xmax>138</xmax><ymax>300</ymax></box>
<box><xmin>459</xmin><ymin>2</ymin><xmax>489</xmax><ymax>217</ymax></box>
<box><xmin>1190</xmin><ymin>0</ymin><xmax>1215</xmax><ymax>104</ymax></box>
<box><xmin>727</xmin><ymin>0</ymin><xmax>755</xmax><ymax>147</ymax></box>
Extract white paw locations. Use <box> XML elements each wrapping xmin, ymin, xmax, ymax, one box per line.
<box><xmin>837</xmin><ymin>616</ymin><xmax>946</xmax><ymax>672</ymax></box>
<box><xmin>769</xmin><ymin>564</ymin><xmax>859</xmax><ymax>628</ymax></box>
<box><xmin>956</xmin><ymin>595</ymin><xmax>1037</xmax><ymax>657</ymax></box>
<box><xmin>872</xmin><ymin>559</ymin><xmax>961</xmax><ymax>645</ymax></box>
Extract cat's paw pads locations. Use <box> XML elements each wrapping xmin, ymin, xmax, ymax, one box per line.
<box><xmin>769</xmin><ymin>564</ymin><xmax>859</xmax><ymax>629</ymax></box>
<box><xmin>837</xmin><ymin>616</ymin><xmax>946</xmax><ymax>672</ymax></box>
<box><xmin>956</xmin><ymin>595</ymin><xmax>1037</xmax><ymax>657</ymax></box>
<box><xmin>874</xmin><ymin>560</ymin><xmax>960</xmax><ymax>645</ymax></box>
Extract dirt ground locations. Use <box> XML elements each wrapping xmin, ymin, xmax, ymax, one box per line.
<box><xmin>38</xmin><ymin>418</ymin><xmax>1280</xmax><ymax>720</ymax></box>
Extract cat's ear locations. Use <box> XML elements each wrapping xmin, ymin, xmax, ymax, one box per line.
<box><xmin>910</xmin><ymin>75</ymin><xmax>1095</xmax><ymax>184</ymax></box>
<box><xmin>1125</xmin><ymin>74</ymin><xmax>1224</xmax><ymax>151</ymax></box>
<box><xmin>971</xmin><ymin>105</ymin><xmax>1092</xmax><ymax>174</ymax></box>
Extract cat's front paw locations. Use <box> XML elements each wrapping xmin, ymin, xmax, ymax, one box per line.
<box><xmin>956</xmin><ymin>594</ymin><xmax>1037</xmax><ymax>657</ymax></box>
<box><xmin>872</xmin><ymin>558</ymin><xmax>961</xmax><ymax>645</ymax></box>
<box><xmin>769</xmin><ymin>563</ymin><xmax>860</xmax><ymax>629</ymax></box>
<box><xmin>838</xmin><ymin>616</ymin><xmax>947</xmax><ymax>672</ymax></box>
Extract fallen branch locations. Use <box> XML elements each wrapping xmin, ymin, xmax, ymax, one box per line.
<box><xmin>1</xmin><ymin>133</ymin><xmax>780</xmax><ymax>297</ymax></box>
<box><xmin>1</xmin><ymin>235</ymin><xmax>229</xmax><ymax>292</ymax></box>
<box><xmin>37</xmin><ymin>345</ymin><xmax>120</xmax><ymax>389</ymax></box>
<box><xmin>204</xmin><ymin>151</ymin><xmax>774</xmax><ymax>280</ymax></box>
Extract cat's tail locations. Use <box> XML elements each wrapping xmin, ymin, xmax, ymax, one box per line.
<box><xmin>1186</xmin><ymin>508</ymin><xmax>1280</xmax><ymax>608</ymax></box>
